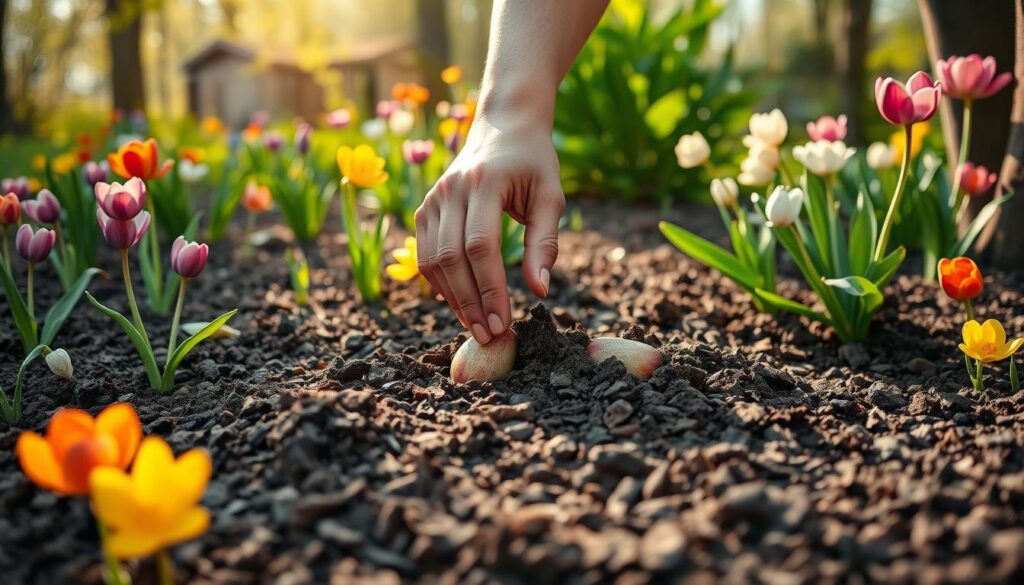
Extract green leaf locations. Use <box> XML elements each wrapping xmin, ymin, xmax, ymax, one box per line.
<box><xmin>848</xmin><ymin>189</ymin><xmax>877</xmax><ymax>275</ymax></box>
<box><xmin>954</xmin><ymin>192</ymin><xmax>1013</xmax><ymax>257</ymax></box>
<box><xmin>40</xmin><ymin>268</ymin><xmax>103</xmax><ymax>346</ymax></box>
<box><xmin>753</xmin><ymin>288</ymin><xmax>831</xmax><ymax>325</ymax></box>
<box><xmin>161</xmin><ymin>309</ymin><xmax>238</xmax><ymax>392</ymax></box>
<box><xmin>801</xmin><ymin>171</ymin><xmax>834</xmax><ymax>275</ymax></box>
<box><xmin>0</xmin><ymin>345</ymin><xmax>48</xmax><ymax>423</ymax></box>
<box><xmin>644</xmin><ymin>89</ymin><xmax>687</xmax><ymax>140</ymax></box>
<box><xmin>1011</xmin><ymin>356</ymin><xmax>1020</xmax><ymax>392</ymax></box>
<box><xmin>824</xmin><ymin>276</ymin><xmax>883</xmax><ymax>314</ymax></box>
<box><xmin>86</xmin><ymin>292</ymin><xmax>162</xmax><ymax>390</ymax></box>
<box><xmin>659</xmin><ymin>221</ymin><xmax>759</xmax><ymax>291</ymax></box>
<box><xmin>0</xmin><ymin>261</ymin><xmax>38</xmax><ymax>354</ymax></box>
<box><xmin>869</xmin><ymin>246</ymin><xmax>906</xmax><ymax>289</ymax></box>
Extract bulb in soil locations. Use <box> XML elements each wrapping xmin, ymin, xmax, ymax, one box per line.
<box><xmin>451</xmin><ymin>330</ymin><xmax>517</xmax><ymax>383</ymax></box>
<box><xmin>587</xmin><ymin>337</ymin><xmax>662</xmax><ymax>380</ymax></box>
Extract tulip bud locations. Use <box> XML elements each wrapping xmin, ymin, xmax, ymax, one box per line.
<box><xmin>22</xmin><ymin>189</ymin><xmax>62</xmax><ymax>224</ymax></box>
<box><xmin>263</xmin><ymin>132</ymin><xmax>284</xmax><ymax>152</ymax></box>
<box><xmin>97</xmin><ymin>209</ymin><xmax>150</xmax><ymax>249</ymax></box>
<box><xmin>959</xmin><ymin>162</ymin><xmax>997</xmax><ymax>196</ymax></box>
<box><xmin>587</xmin><ymin>338</ymin><xmax>663</xmax><ymax>380</ymax></box>
<box><xmin>325</xmin><ymin>109</ymin><xmax>351</xmax><ymax>129</ymax></box>
<box><xmin>45</xmin><ymin>348</ymin><xmax>74</xmax><ymax>380</ymax></box>
<box><xmin>170</xmin><ymin>235</ymin><xmax>209</xmax><ymax>279</ymax></box>
<box><xmin>675</xmin><ymin>132</ymin><xmax>711</xmax><ymax>169</ymax></box>
<box><xmin>0</xmin><ymin>192</ymin><xmax>21</xmax><ymax>226</ymax></box>
<box><xmin>938</xmin><ymin>257</ymin><xmax>983</xmax><ymax>302</ymax></box>
<box><xmin>1</xmin><ymin>177</ymin><xmax>30</xmax><ymax>200</ymax></box>
<box><xmin>83</xmin><ymin>161</ymin><xmax>110</xmax><ymax>187</ymax></box>
<box><xmin>806</xmin><ymin>115</ymin><xmax>848</xmax><ymax>142</ymax></box>
<box><xmin>450</xmin><ymin>104</ymin><xmax>469</xmax><ymax>122</ymax></box>
<box><xmin>793</xmin><ymin>140</ymin><xmax>856</xmax><ymax>176</ymax></box>
<box><xmin>874</xmin><ymin>72</ymin><xmax>941</xmax><ymax>126</ymax></box>
<box><xmin>710</xmin><ymin>178</ymin><xmax>739</xmax><ymax>209</ymax></box>
<box><xmin>361</xmin><ymin>118</ymin><xmax>387</xmax><ymax>140</ymax></box>
<box><xmin>866</xmin><ymin>142</ymin><xmax>896</xmax><ymax>170</ymax></box>
<box><xmin>15</xmin><ymin>224</ymin><xmax>56</xmax><ymax>263</ymax></box>
<box><xmin>937</xmin><ymin>54</ymin><xmax>1013</xmax><ymax>101</ymax></box>
<box><xmin>295</xmin><ymin>123</ymin><xmax>313</xmax><ymax>156</ymax></box>
<box><xmin>402</xmin><ymin>139</ymin><xmax>435</xmax><ymax>165</ymax></box>
<box><xmin>738</xmin><ymin>145</ymin><xmax>779</xmax><ymax>186</ymax></box>
<box><xmin>451</xmin><ymin>330</ymin><xmax>517</xmax><ymax>383</ymax></box>
<box><xmin>95</xmin><ymin>177</ymin><xmax>147</xmax><ymax>220</ymax></box>
<box><xmin>765</xmin><ymin>186</ymin><xmax>804</xmax><ymax>228</ymax></box>
<box><xmin>389</xmin><ymin>110</ymin><xmax>415</xmax><ymax>136</ymax></box>
<box><xmin>746</xmin><ymin>109</ymin><xmax>788</xmax><ymax>148</ymax></box>
<box><xmin>376</xmin><ymin>100</ymin><xmax>399</xmax><ymax>120</ymax></box>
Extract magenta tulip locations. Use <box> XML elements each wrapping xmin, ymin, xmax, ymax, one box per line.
<box><xmin>22</xmin><ymin>189</ymin><xmax>61</xmax><ymax>224</ymax></box>
<box><xmin>959</xmin><ymin>162</ymin><xmax>997</xmax><ymax>196</ymax></box>
<box><xmin>170</xmin><ymin>236</ymin><xmax>209</xmax><ymax>278</ymax></box>
<box><xmin>97</xmin><ymin>209</ymin><xmax>150</xmax><ymax>249</ymax></box>
<box><xmin>402</xmin><ymin>139</ymin><xmax>435</xmax><ymax>165</ymax></box>
<box><xmin>937</xmin><ymin>54</ymin><xmax>1013</xmax><ymax>101</ymax></box>
<box><xmin>295</xmin><ymin>123</ymin><xmax>312</xmax><ymax>156</ymax></box>
<box><xmin>83</xmin><ymin>161</ymin><xmax>110</xmax><ymax>187</ymax></box>
<box><xmin>263</xmin><ymin>132</ymin><xmax>284</xmax><ymax>152</ymax></box>
<box><xmin>95</xmin><ymin>177</ymin><xmax>147</xmax><ymax>220</ymax></box>
<box><xmin>15</xmin><ymin>224</ymin><xmax>55</xmax><ymax>263</ymax></box>
<box><xmin>874</xmin><ymin>71</ymin><xmax>941</xmax><ymax>126</ymax></box>
<box><xmin>806</xmin><ymin>115</ymin><xmax>847</xmax><ymax>142</ymax></box>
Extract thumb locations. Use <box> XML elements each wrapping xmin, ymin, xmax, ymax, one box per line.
<box><xmin>522</xmin><ymin>190</ymin><xmax>564</xmax><ymax>298</ymax></box>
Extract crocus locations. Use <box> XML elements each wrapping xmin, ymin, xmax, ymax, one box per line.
<box><xmin>242</xmin><ymin>182</ymin><xmax>273</xmax><ymax>213</ymax></box>
<box><xmin>95</xmin><ymin>177</ymin><xmax>147</xmax><ymax>220</ymax></box>
<box><xmin>296</xmin><ymin>123</ymin><xmax>312</xmax><ymax>156</ymax></box>
<box><xmin>866</xmin><ymin>142</ymin><xmax>896</xmax><ymax>170</ymax></box>
<box><xmin>45</xmin><ymin>348</ymin><xmax>74</xmax><ymax>380</ymax></box>
<box><xmin>765</xmin><ymin>186</ymin><xmax>804</xmax><ymax>227</ymax></box>
<box><xmin>83</xmin><ymin>161</ymin><xmax>110</xmax><ymax>187</ymax></box>
<box><xmin>389</xmin><ymin>110</ymin><xmax>415</xmax><ymax>136</ymax></box>
<box><xmin>0</xmin><ymin>192</ymin><xmax>20</xmax><ymax>225</ymax></box>
<box><xmin>2</xmin><ymin>177</ymin><xmax>30</xmax><ymax>200</ymax></box>
<box><xmin>403</xmin><ymin>139</ymin><xmax>435</xmax><ymax>165</ymax></box>
<box><xmin>675</xmin><ymin>132</ymin><xmax>711</xmax><ymax>168</ymax></box>
<box><xmin>441</xmin><ymin>65</ymin><xmax>463</xmax><ymax>85</ymax></box>
<box><xmin>959</xmin><ymin>319</ymin><xmax>1024</xmax><ymax>364</ymax></box>
<box><xmin>16</xmin><ymin>403</ymin><xmax>142</xmax><ymax>496</ymax></box>
<box><xmin>743</xmin><ymin>109</ymin><xmax>788</xmax><ymax>148</ymax></box>
<box><xmin>959</xmin><ymin>162</ymin><xmax>997</xmax><ymax>196</ymax></box>
<box><xmin>361</xmin><ymin>118</ymin><xmax>387</xmax><ymax>140</ymax></box>
<box><xmin>89</xmin><ymin>436</ymin><xmax>211</xmax><ymax>559</ymax></box>
<box><xmin>15</xmin><ymin>224</ymin><xmax>56</xmax><ymax>263</ymax></box>
<box><xmin>386</xmin><ymin>236</ymin><xmax>420</xmax><ymax>281</ymax></box>
<box><xmin>325</xmin><ymin>109</ymin><xmax>351</xmax><ymax>129</ymax></box>
<box><xmin>337</xmin><ymin>145</ymin><xmax>389</xmax><ymax>187</ymax></box>
<box><xmin>937</xmin><ymin>54</ymin><xmax>1013</xmax><ymax>101</ymax></box>
<box><xmin>738</xmin><ymin>145</ymin><xmax>779</xmax><ymax>186</ymax></box>
<box><xmin>938</xmin><ymin>257</ymin><xmax>983</xmax><ymax>302</ymax></box>
<box><xmin>177</xmin><ymin>159</ymin><xmax>209</xmax><ymax>184</ymax></box>
<box><xmin>874</xmin><ymin>71</ymin><xmax>941</xmax><ymax>126</ymax></box>
<box><xmin>793</xmin><ymin>140</ymin><xmax>856</xmax><ymax>176</ymax></box>
<box><xmin>710</xmin><ymin>177</ymin><xmax>739</xmax><ymax>209</ymax></box>
<box><xmin>108</xmin><ymin>139</ymin><xmax>174</xmax><ymax>181</ymax></box>
<box><xmin>170</xmin><ymin>236</ymin><xmax>209</xmax><ymax>279</ymax></box>
<box><xmin>97</xmin><ymin>209</ymin><xmax>151</xmax><ymax>249</ymax></box>
<box><xmin>806</xmin><ymin>115</ymin><xmax>847</xmax><ymax>142</ymax></box>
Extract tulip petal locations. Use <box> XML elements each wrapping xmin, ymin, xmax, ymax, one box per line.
<box><xmin>911</xmin><ymin>87</ymin><xmax>939</xmax><ymax>122</ymax></box>
<box><xmin>876</xmin><ymin>78</ymin><xmax>914</xmax><ymax>125</ymax></box>
<box><xmin>907</xmin><ymin>70</ymin><xmax>936</xmax><ymax>93</ymax></box>
<box><xmin>962</xmin><ymin>320</ymin><xmax>983</xmax><ymax>348</ymax></box>
<box><xmin>958</xmin><ymin>343</ymin><xmax>982</xmax><ymax>362</ymax></box>
<box><xmin>95</xmin><ymin>403</ymin><xmax>142</xmax><ymax>469</ymax></box>
<box><xmin>982</xmin><ymin>319</ymin><xmax>1006</xmax><ymax>345</ymax></box>
<box><xmin>951</xmin><ymin>55</ymin><xmax>984</xmax><ymax>95</ymax></box>
<box><xmin>16</xmin><ymin>432</ymin><xmax>69</xmax><ymax>494</ymax></box>
<box><xmin>984</xmin><ymin>71</ymin><xmax>1013</xmax><ymax>98</ymax></box>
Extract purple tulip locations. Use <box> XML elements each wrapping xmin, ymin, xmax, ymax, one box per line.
<box><xmin>170</xmin><ymin>236</ymin><xmax>209</xmax><ymax>278</ymax></box>
<box><xmin>15</xmin><ymin>224</ymin><xmax>56</xmax><ymax>263</ymax></box>
<box><xmin>325</xmin><ymin>109</ymin><xmax>351</xmax><ymax>129</ymax></box>
<box><xmin>83</xmin><ymin>161</ymin><xmax>110</xmax><ymax>187</ymax></box>
<box><xmin>263</xmin><ymin>132</ymin><xmax>284</xmax><ymax>152</ymax></box>
<box><xmin>445</xmin><ymin>131</ymin><xmax>461</xmax><ymax>154</ymax></box>
<box><xmin>296</xmin><ymin>123</ymin><xmax>312</xmax><ymax>156</ymax></box>
<box><xmin>402</xmin><ymin>139</ymin><xmax>435</xmax><ymax>165</ymax></box>
<box><xmin>97</xmin><ymin>209</ymin><xmax>150</xmax><ymax>249</ymax></box>
<box><xmin>95</xmin><ymin>177</ymin><xmax>146</xmax><ymax>220</ymax></box>
<box><xmin>2</xmin><ymin>177</ymin><xmax>30</xmax><ymax>200</ymax></box>
<box><xmin>22</xmin><ymin>189</ymin><xmax>61</xmax><ymax>224</ymax></box>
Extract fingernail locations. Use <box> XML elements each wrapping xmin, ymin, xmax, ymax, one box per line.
<box><xmin>487</xmin><ymin>313</ymin><xmax>504</xmax><ymax>336</ymax></box>
<box><xmin>471</xmin><ymin>323</ymin><xmax>492</xmax><ymax>344</ymax></box>
<box><xmin>540</xmin><ymin>268</ymin><xmax>550</xmax><ymax>297</ymax></box>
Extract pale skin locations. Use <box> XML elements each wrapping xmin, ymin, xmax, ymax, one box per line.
<box><xmin>415</xmin><ymin>0</ymin><xmax>610</xmax><ymax>345</ymax></box>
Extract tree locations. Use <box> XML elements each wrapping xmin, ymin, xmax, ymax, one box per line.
<box><xmin>836</xmin><ymin>0</ymin><xmax>871</xmax><ymax>145</ymax></box>
<box><xmin>106</xmin><ymin>0</ymin><xmax>146</xmax><ymax>113</ymax></box>
<box><xmin>416</xmin><ymin>0</ymin><xmax>450</xmax><ymax>104</ymax></box>
<box><xmin>0</xmin><ymin>0</ymin><xmax>13</xmax><ymax>134</ymax></box>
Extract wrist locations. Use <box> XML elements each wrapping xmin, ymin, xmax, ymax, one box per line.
<box><xmin>477</xmin><ymin>73</ymin><xmax>556</xmax><ymax>128</ymax></box>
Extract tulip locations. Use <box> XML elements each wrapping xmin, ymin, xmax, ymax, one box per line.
<box><xmin>874</xmin><ymin>71</ymin><xmax>941</xmax><ymax>126</ymax></box>
<box><xmin>959</xmin><ymin>162</ymin><xmax>997</xmax><ymax>196</ymax></box>
<box><xmin>83</xmin><ymin>161</ymin><xmax>110</xmax><ymax>187</ymax></box>
<box><xmin>95</xmin><ymin>177</ymin><xmax>147</xmax><ymax>220</ymax></box>
<box><xmin>436</xmin><ymin>100</ymin><xmax>452</xmax><ymax>119</ymax></box>
<box><xmin>403</xmin><ymin>139</ymin><xmax>435</xmax><ymax>165</ymax></box>
<box><xmin>737</xmin><ymin>145</ymin><xmax>780</xmax><ymax>186</ymax></box>
<box><xmin>177</xmin><ymin>159</ymin><xmax>209</xmax><ymax>185</ymax></box>
<box><xmin>242</xmin><ymin>182</ymin><xmax>273</xmax><ymax>213</ymax></box>
<box><xmin>587</xmin><ymin>338</ymin><xmax>663</xmax><ymax>380</ymax></box>
<box><xmin>389</xmin><ymin>109</ymin><xmax>415</xmax><ymax>136</ymax></box>
<box><xmin>376</xmin><ymin>100</ymin><xmax>399</xmax><ymax>120</ymax></box>
<box><xmin>744</xmin><ymin>108</ymin><xmax>788</xmax><ymax>148</ymax></box>
<box><xmin>325</xmin><ymin>108</ymin><xmax>351</xmax><ymax>129</ymax></box>
<box><xmin>361</xmin><ymin>118</ymin><xmax>387</xmax><ymax>140</ymax></box>
<box><xmin>938</xmin><ymin>257</ymin><xmax>983</xmax><ymax>321</ymax></box>
<box><xmin>394</xmin><ymin>83</ymin><xmax>429</xmax><ymax>105</ymax></box>
<box><xmin>441</xmin><ymin>65</ymin><xmax>463</xmax><ymax>85</ymax></box>
<box><xmin>710</xmin><ymin>177</ymin><xmax>739</xmax><ymax>210</ymax></box>
<box><xmin>450</xmin><ymin>104</ymin><xmax>469</xmax><ymax>122</ymax></box>
<box><xmin>108</xmin><ymin>139</ymin><xmax>174</xmax><ymax>181</ymax></box>
<box><xmin>15</xmin><ymin>224</ymin><xmax>55</xmax><ymax>263</ymax></box>
<box><xmin>89</xmin><ymin>436</ymin><xmax>211</xmax><ymax>559</ymax></box>
<box><xmin>675</xmin><ymin>132</ymin><xmax>711</xmax><ymax>169</ymax></box>
<box><xmin>97</xmin><ymin>209</ymin><xmax>151</xmax><ymax>250</ymax></box>
<box><xmin>0</xmin><ymin>192</ymin><xmax>21</xmax><ymax>225</ymax></box>
<box><xmin>337</xmin><ymin>145</ymin><xmax>389</xmax><ymax>188</ymax></box>
<box><xmin>263</xmin><ymin>131</ymin><xmax>284</xmax><ymax>152</ymax></box>
<box><xmin>1</xmin><ymin>177</ymin><xmax>30</xmax><ymax>200</ymax></box>
<box><xmin>806</xmin><ymin>115</ymin><xmax>848</xmax><ymax>142</ymax></box>
<box><xmin>866</xmin><ymin>142</ymin><xmax>896</xmax><ymax>170</ymax></box>
<box><xmin>295</xmin><ymin>123</ymin><xmax>313</xmax><ymax>156</ymax></box>
<box><xmin>451</xmin><ymin>330</ymin><xmax>518</xmax><ymax>383</ymax></box>
<box><xmin>937</xmin><ymin>54</ymin><xmax>1013</xmax><ymax>101</ymax></box>
<box><xmin>169</xmin><ymin>236</ymin><xmax>208</xmax><ymax>279</ymax></box>
<box><xmin>765</xmin><ymin>186</ymin><xmax>804</xmax><ymax>228</ymax></box>
<box><xmin>793</xmin><ymin>140</ymin><xmax>856</xmax><ymax>176</ymax></box>
<box><xmin>45</xmin><ymin>348</ymin><xmax>74</xmax><ymax>380</ymax></box>
<box><xmin>16</xmin><ymin>403</ymin><xmax>142</xmax><ymax>496</ymax></box>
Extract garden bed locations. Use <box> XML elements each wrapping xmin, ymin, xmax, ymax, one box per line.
<box><xmin>2</xmin><ymin>198</ymin><xmax>1023</xmax><ymax>584</ymax></box>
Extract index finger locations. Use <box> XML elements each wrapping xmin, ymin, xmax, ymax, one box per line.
<box><xmin>465</xmin><ymin>193</ymin><xmax>512</xmax><ymax>337</ymax></box>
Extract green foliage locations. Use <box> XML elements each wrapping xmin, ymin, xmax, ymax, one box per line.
<box><xmin>341</xmin><ymin>183</ymin><xmax>389</xmax><ymax>303</ymax></box>
<box><xmin>554</xmin><ymin>0</ymin><xmax>758</xmax><ymax>204</ymax></box>
<box><xmin>0</xmin><ymin>261</ymin><xmax>100</xmax><ymax>355</ymax></box>
<box><xmin>287</xmin><ymin>248</ymin><xmax>311</xmax><ymax>306</ymax></box>
<box><xmin>0</xmin><ymin>345</ymin><xmax>49</xmax><ymax>423</ymax></box>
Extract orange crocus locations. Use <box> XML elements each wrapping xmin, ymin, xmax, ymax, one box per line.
<box><xmin>938</xmin><ymin>257</ymin><xmax>983</xmax><ymax>302</ymax></box>
<box><xmin>16</xmin><ymin>403</ymin><xmax>142</xmax><ymax>496</ymax></box>
<box><xmin>108</xmin><ymin>139</ymin><xmax>174</xmax><ymax>181</ymax></box>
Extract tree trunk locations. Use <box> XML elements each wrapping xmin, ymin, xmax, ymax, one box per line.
<box><xmin>106</xmin><ymin>0</ymin><xmax>146</xmax><ymax>113</ymax></box>
<box><xmin>415</xmin><ymin>0</ymin><xmax>450</xmax><ymax>106</ymax></box>
<box><xmin>0</xmin><ymin>0</ymin><xmax>13</xmax><ymax>133</ymax></box>
<box><xmin>993</xmin><ymin>1</ymin><xmax>1024</xmax><ymax>269</ymax></box>
<box><xmin>836</xmin><ymin>0</ymin><xmax>871</xmax><ymax>145</ymax></box>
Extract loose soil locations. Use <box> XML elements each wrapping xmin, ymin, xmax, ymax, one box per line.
<box><xmin>2</xmin><ymin>199</ymin><xmax>1023</xmax><ymax>584</ymax></box>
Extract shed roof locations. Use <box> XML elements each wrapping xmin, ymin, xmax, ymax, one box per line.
<box><xmin>183</xmin><ymin>37</ymin><xmax>416</xmax><ymax>73</ymax></box>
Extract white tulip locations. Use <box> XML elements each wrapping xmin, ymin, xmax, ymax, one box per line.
<box><xmin>178</xmin><ymin>159</ymin><xmax>209</xmax><ymax>184</ymax></box>
<box><xmin>746</xmin><ymin>108</ymin><xmax>788</xmax><ymax>147</ymax></box>
<box><xmin>793</xmin><ymin>140</ymin><xmax>856</xmax><ymax>176</ymax></box>
<box><xmin>710</xmin><ymin>177</ymin><xmax>739</xmax><ymax>209</ymax></box>
<box><xmin>674</xmin><ymin>132</ymin><xmax>711</xmax><ymax>169</ymax></box>
<box><xmin>435</xmin><ymin>100</ymin><xmax>451</xmax><ymax>119</ymax></box>
<box><xmin>866</xmin><ymin>142</ymin><xmax>896</xmax><ymax>170</ymax></box>
<box><xmin>737</xmin><ymin>145</ymin><xmax>779</xmax><ymax>186</ymax></box>
<box><xmin>45</xmin><ymin>348</ymin><xmax>73</xmax><ymax>380</ymax></box>
<box><xmin>388</xmin><ymin>110</ymin><xmax>415</xmax><ymax>136</ymax></box>
<box><xmin>360</xmin><ymin>118</ymin><xmax>387</xmax><ymax>140</ymax></box>
<box><xmin>765</xmin><ymin>186</ymin><xmax>804</xmax><ymax>227</ymax></box>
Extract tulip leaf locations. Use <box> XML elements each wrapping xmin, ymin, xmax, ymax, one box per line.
<box><xmin>40</xmin><ymin>268</ymin><xmax>102</xmax><ymax>346</ymax></box>
<box><xmin>848</xmin><ymin>189</ymin><xmax>876</xmax><ymax>276</ymax></box>
<box><xmin>161</xmin><ymin>309</ymin><xmax>238</xmax><ymax>392</ymax></box>
<box><xmin>868</xmin><ymin>246</ymin><xmax>906</xmax><ymax>289</ymax></box>
<box><xmin>85</xmin><ymin>292</ymin><xmax>163</xmax><ymax>390</ymax></box>
<box><xmin>659</xmin><ymin>221</ymin><xmax>759</xmax><ymax>292</ymax></box>
<box><xmin>644</xmin><ymin>89</ymin><xmax>686</xmax><ymax>140</ymax></box>
<box><xmin>0</xmin><ymin>344</ymin><xmax>49</xmax><ymax>423</ymax></box>
<box><xmin>0</xmin><ymin>260</ymin><xmax>38</xmax><ymax>354</ymax></box>
<box><xmin>824</xmin><ymin>276</ymin><xmax>883</xmax><ymax>314</ymax></box>
<box><xmin>954</xmin><ymin>192</ymin><xmax>1013</xmax><ymax>257</ymax></box>
<box><xmin>753</xmin><ymin>288</ymin><xmax>831</xmax><ymax>325</ymax></box>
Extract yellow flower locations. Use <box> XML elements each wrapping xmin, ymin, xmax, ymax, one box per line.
<box><xmin>200</xmin><ymin>116</ymin><xmax>225</xmax><ymax>135</ymax></box>
<box><xmin>441</xmin><ymin>65</ymin><xmax>463</xmax><ymax>85</ymax></box>
<box><xmin>337</xmin><ymin>144</ymin><xmax>388</xmax><ymax>188</ymax></box>
<box><xmin>959</xmin><ymin>319</ymin><xmax>1024</xmax><ymax>363</ymax></box>
<box><xmin>32</xmin><ymin>154</ymin><xmax>47</xmax><ymax>172</ymax></box>
<box><xmin>890</xmin><ymin>121</ymin><xmax>930</xmax><ymax>162</ymax></box>
<box><xmin>52</xmin><ymin>153</ymin><xmax>78</xmax><ymax>175</ymax></box>
<box><xmin>386</xmin><ymin>236</ymin><xmax>420</xmax><ymax>281</ymax></box>
<box><xmin>89</xmin><ymin>436</ymin><xmax>211</xmax><ymax>559</ymax></box>
<box><xmin>27</xmin><ymin>178</ymin><xmax>42</xmax><ymax>193</ymax></box>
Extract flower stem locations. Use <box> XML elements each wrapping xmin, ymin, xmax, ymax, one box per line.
<box><xmin>778</xmin><ymin>160</ymin><xmax>797</xmax><ymax>186</ymax></box>
<box><xmin>874</xmin><ymin>124</ymin><xmax>914</xmax><ymax>263</ymax></box>
<box><xmin>789</xmin><ymin>224</ymin><xmax>852</xmax><ymax>337</ymax></box>
<box><xmin>973</xmin><ymin>359</ymin><xmax>985</xmax><ymax>392</ymax></box>
<box><xmin>54</xmin><ymin>222</ymin><xmax>68</xmax><ymax>270</ymax></box>
<box><xmin>26</xmin><ymin>262</ymin><xmax>34</xmax><ymax>316</ymax></box>
<box><xmin>964</xmin><ymin>299</ymin><xmax>975</xmax><ymax>322</ymax></box>
<box><xmin>951</xmin><ymin>99</ymin><xmax>974</xmax><ymax>220</ymax></box>
<box><xmin>1</xmin><ymin>226</ymin><xmax>10</xmax><ymax>272</ymax></box>
<box><xmin>98</xmin><ymin>525</ymin><xmax>130</xmax><ymax>585</ymax></box>
<box><xmin>145</xmin><ymin>200</ymin><xmax>163</xmax><ymax>307</ymax></box>
<box><xmin>156</xmin><ymin>548</ymin><xmax>174</xmax><ymax>585</ymax></box>
<box><xmin>121</xmin><ymin>249</ymin><xmax>150</xmax><ymax>347</ymax></box>
<box><xmin>167</xmin><ymin>279</ymin><xmax>187</xmax><ymax>357</ymax></box>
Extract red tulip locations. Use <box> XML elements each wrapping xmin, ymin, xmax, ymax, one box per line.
<box><xmin>15</xmin><ymin>224</ymin><xmax>56</xmax><ymax>263</ymax></box>
<box><xmin>806</xmin><ymin>115</ymin><xmax>847</xmax><ymax>142</ymax></box>
<box><xmin>959</xmin><ymin>162</ymin><xmax>997</xmax><ymax>196</ymax></box>
<box><xmin>97</xmin><ymin>209</ymin><xmax>150</xmax><ymax>249</ymax></box>
<box><xmin>95</xmin><ymin>178</ymin><xmax>146</xmax><ymax>221</ymax></box>
<box><xmin>170</xmin><ymin>236</ymin><xmax>209</xmax><ymax>278</ymax></box>
<box><xmin>938</xmin><ymin>257</ymin><xmax>983</xmax><ymax>302</ymax></box>
<box><xmin>22</xmin><ymin>189</ymin><xmax>61</xmax><ymax>225</ymax></box>
<box><xmin>0</xmin><ymin>193</ymin><xmax>20</xmax><ymax>226</ymax></box>
<box><xmin>937</xmin><ymin>54</ymin><xmax>1013</xmax><ymax>101</ymax></box>
<box><xmin>874</xmin><ymin>71</ymin><xmax>941</xmax><ymax>126</ymax></box>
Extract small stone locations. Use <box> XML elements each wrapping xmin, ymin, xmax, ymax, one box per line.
<box><xmin>603</xmin><ymin>399</ymin><xmax>635</xmax><ymax>428</ymax></box>
<box><xmin>866</xmin><ymin>382</ymin><xmax>907</xmax><ymax>412</ymax></box>
<box><xmin>906</xmin><ymin>357</ymin><xmax>937</xmax><ymax>377</ymax></box>
<box><xmin>838</xmin><ymin>343</ymin><xmax>870</xmax><ymax>368</ymax></box>
<box><xmin>639</xmin><ymin>520</ymin><xmax>686</xmax><ymax>571</ymax></box>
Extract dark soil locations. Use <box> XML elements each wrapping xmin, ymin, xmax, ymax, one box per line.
<box><xmin>2</xmin><ymin>199</ymin><xmax>1023</xmax><ymax>584</ymax></box>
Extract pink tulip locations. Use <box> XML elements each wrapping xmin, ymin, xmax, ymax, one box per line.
<box><xmin>450</xmin><ymin>104</ymin><xmax>469</xmax><ymax>122</ymax></box>
<box><xmin>959</xmin><ymin>162</ymin><xmax>997</xmax><ymax>196</ymax></box>
<box><xmin>169</xmin><ymin>235</ymin><xmax>209</xmax><ymax>278</ymax></box>
<box><xmin>95</xmin><ymin>177</ymin><xmax>146</xmax><ymax>220</ymax></box>
<box><xmin>806</xmin><ymin>115</ymin><xmax>848</xmax><ymax>142</ymax></box>
<box><xmin>22</xmin><ymin>189</ymin><xmax>61</xmax><ymax>224</ymax></box>
<box><xmin>376</xmin><ymin>100</ymin><xmax>399</xmax><ymax>120</ymax></box>
<box><xmin>402</xmin><ymin>139</ymin><xmax>434</xmax><ymax>165</ymax></box>
<box><xmin>937</xmin><ymin>54</ymin><xmax>1013</xmax><ymax>101</ymax></box>
<box><xmin>15</xmin><ymin>224</ymin><xmax>55</xmax><ymax>263</ymax></box>
<box><xmin>83</xmin><ymin>161</ymin><xmax>110</xmax><ymax>187</ymax></box>
<box><xmin>325</xmin><ymin>109</ymin><xmax>351</xmax><ymax>129</ymax></box>
<box><xmin>2</xmin><ymin>177</ymin><xmax>30</xmax><ymax>200</ymax></box>
<box><xmin>97</xmin><ymin>209</ymin><xmax>150</xmax><ymax>249</ymax></box>
<box><xmin>263</xmin><ymin>132</ymin><xmax>284</xmax><ymax>152</ymax></box>
<box><xmin>874</xmin><ymin>71</ymin><xmax>941</xmax><ymax>126</ymax></box>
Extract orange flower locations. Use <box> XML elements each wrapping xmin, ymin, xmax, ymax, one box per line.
<box><xmin>242</xmin><ymin>182</ymin><xmax>272</xmax><ymax>213</ymax></box>
<box><xmin>394</xmin><ymin>82</ymin><xmax>429</xmax><ymax>105</ymax></box>
<box><xmin>16</xmin><ymin>403</ymin><xmax>142</xmax><ymax>496</ymax></box>
<box><xmin>108</xmin><ymin>139</ymin><xmax>174</xmax><ymax>181</ymax></box>
<box><xmin>938</xmin><ymin>257</ymin><xmax>983</xmax><ymax>302</ymax></box>
<box><xmin>242</xmin><ymin>124</ymin><xmax>262</xmax><ymax>142</ymax></box>
<box><xmin>179</xmin><ymin>147</ymin><xmax>205</xmax><ymax>164</ymax></box>
<box><xmin>392</xmin><ymin>82</ymin><xmax>410</xmax><ymax>101</ymax></box>
<box><xmin>0</xmin><ymin>192</ymin><xmax>21</xmax><ymax>225</ymax></box>
<box><xmin>441</xmin><ymin>65</ymin><xmax>463</xmax><ymax>85</ymax></box>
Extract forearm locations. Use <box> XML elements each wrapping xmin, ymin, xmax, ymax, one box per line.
<box><xmin>478</xmin><ymin>0</ymin><xmax>610</xmax><ymax>125</ymax></box>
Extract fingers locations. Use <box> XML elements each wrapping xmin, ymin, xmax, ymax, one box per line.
<box><xmin>465</xmin><ymin>195</ymin><xmax>511</xmax><ymax>337</ymax></box>
<box><xmin>522</xmin><ymin>188</ymin><xmax>565</xmax><ymax>298</ymax></box>
<box><xmin>416</xmin><ymin>203</ymin><xmax>465</xmax><ymax>327</ymax></box>
<box><xmin>438</xmin><ymin>200</ymin><xmax>493</xmax><ymax>344</ymax></box>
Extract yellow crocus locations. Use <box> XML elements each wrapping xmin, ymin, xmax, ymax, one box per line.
<box><xmin>89</xmin><ymin>436</ymin><xmax>211</xmax><ymax>559</ymax></box>
<box><xmin>890</xmin><ymin>121</ymin><xmax>930</xmax><ymax>162</ymax></box>
<box><xmin>441</xmin><ymin>65</ymin><xmax>463</xmax><ymax>85</ymax></box>
<box><xmin>386</xmin><ymin>236</ymin><xmax>420</xmax><ymax>281</ymax></box>
<box><xmin>959</xmin><ymin>319</ymin><xmax>1024</xmax><ymax>364</ymax></box>
<box><xmin>337</xmin><ymin>144</ymin><xmax>389</xmax><ymax>188</ymax></box>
